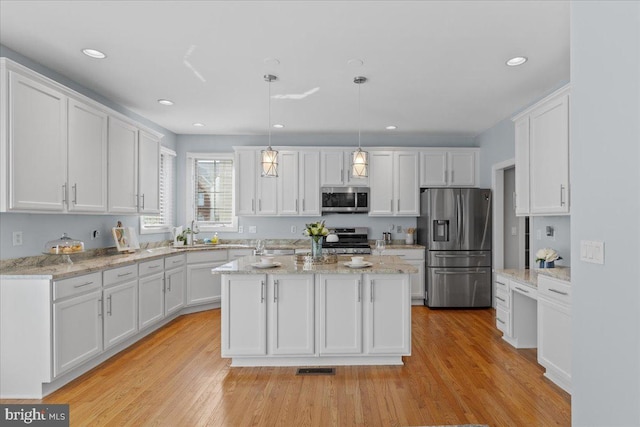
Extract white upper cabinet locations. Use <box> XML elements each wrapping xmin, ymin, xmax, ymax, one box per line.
<box><xmin>278</xmin><ymin>150</ymin><xmax>321</xmax><ymax>216</ymax></box>
<box><xmin>235</xmin><ymin>149</ymin><xmax>257</xmax><ymax>215</ymax></box>
<box><xmin>320</xmin><ymin>149</ymin><xmax>369</xmax><ymax>187</ymax></box>
<box><xmin>277</xmin><ymin>151</ymin><xmax>299</xmax><ymax>215</ymax></box>
<box><xmin>108</xmin><ymin>117</ymin><xmax>139</xmax><ymax>213</ymax></box>
<box><xmin>299</xmin><ymin>151</ymin><xmax>321</xmax><ymax>216</ymax></box>
<box><xmin>138</xmin><ymin>131</ymin><xmax>161</xmax><ymax>214</ymax></box>
<box><xmin>5</xmin><ymin>70</ymin><xmax>67</xmax><ymax>211</ymax></box>
<box><xmin>419</xmin><ymin>149</ymin><xmax>479</xmax><ymax>187</ymax></box>
<box><xmin>369</xmin><ymin>151</ymin><xmax>419</xmax><ymax>216</ymax></box>
<box><xmin>67</xmin><ymin>99</ymin><xmax>108</xmax><ymax>212</ymax></box>
<box><xmin>513</xmin><ymin>85</ymin><xmax>570</xmax><ymax>216</ymax></box>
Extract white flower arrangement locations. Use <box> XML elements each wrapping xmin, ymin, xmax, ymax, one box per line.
<box><xmin>535</xmin><ymin>248</ymin><xmax>562</xmax><ymax>263</ymax></box>
<box><xmin>303</xmin><ymin>220</ymin><xmax>329</xmax><ymax>243</ymax></box>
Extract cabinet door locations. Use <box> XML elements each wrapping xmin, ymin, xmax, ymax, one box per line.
<box><xmin>449</xmin><ymin>151</ymin><xmax>476</xmax><ymax>186</ymax></box>
<box><xmin>235</xmin><ymin>150</ymin><xmax>256</xmax><ymax>215</ymax></box>
<box><xmin>67</xmin><ymin>99</ymin><xmax>108</xmax><ymax>212</ymax></box>
<box><xmin>318</xmin><ymin>274</ymin><xmax>362</xmax><ymax>355</ymax></box>
<box><xmin>108</xmin><ymin>117</ymin><xmax>139</xmax><ymax>213</ymax></box>
<box><xmin>394</xmin><ymin>152</ymin><xmax>419</xmax><ymax>215</ymax></box>
<box><xmin>299</xmin><ymin>151</ymin><xmax>321</xmax><ymax>216</ymax></box>
<box><xmin>186</xmin><ymin>261</ymin><xmax>225</xmax><ymax>305</ymax></box>
<box><xmin>165</xmin><ymin>267</ymin><xmax>185</xmax><ymax>315</ymax></box>
<box><xmin>320</xmin><ymin>150</ymin><xmax>345</xmax><ymax>186</ymax></box>
<box><xmin>368</xmin><ymin>151</ymin><xmax>394</xmax><ymax>216</ymax></box>
<box><xmin>514</xmin><ymin>117</ymin><xmax>531</xmax><ymax>215</ymax></box>
<box><xmin>138</xmin><ymin>131</ymin><xmax>160</xmax><ymax>214</ymax></box>
<box><xmin>138</xmin><ymin>272</ymin><xmax>165</xmax><ymax>330</ymax></box>
<box><xmin>8</xmin><ymin>71</ymin><xmax>67</xmax><ymax>211</ymax></box>
<box><xmin>103</xmin><ymin>280</ymin><xmax>138</xmax><ymax>349</ymax></box>
<box><xmin>269</xmin><ymin>274</ymin><xmax>315</xmax><ymax>355</ymax></box>
<box><xmin>538</xmin><ymin>296</ymin><xmax>572</xmax><ymax>391</ymax></box>
<box><xmin>366</xmin><ymin>274</ymin><xmax>411</xmax><ymax>354</ymax></box>
<box><xmin>53</xmin><ymin>290</ymin><xmax>103</xmax><ymax>377</ymax></box>
<box><xmin>408</xmin><ymin>260</ymin><xmax>425</xmax><ymax>300</ymax></box>
<box><xmin>277</xmin><ymin>151</ymin><xmax>299</xmax><ymax>215</ymax></box>
<box><xmin>529</xmin><ymin>94</ymin><xmax>570</xmax><ymax>214</ymax></box>
<box><xmin>221</xmin><ymin>275</ymin><xmax>267</xmax><ymax>356</ymax></box>
<box><xmin>420</xmin><ymin>151</ymin><xmax>447</xmax><ymax>187</ymax></box>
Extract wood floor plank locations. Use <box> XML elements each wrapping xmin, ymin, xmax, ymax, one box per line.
<box><xmin>1</xmin><ymin>307</ymin><xmax>571</xmax><ymax>426</ymax></box>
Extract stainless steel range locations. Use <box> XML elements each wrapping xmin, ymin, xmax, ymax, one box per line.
<box><xmin>322</xmin><ymin>227</ymin><xmax>371</xmax><ymax>254</ymax></box>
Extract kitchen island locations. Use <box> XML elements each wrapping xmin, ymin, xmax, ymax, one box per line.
<box><xmin>212</xmin><ymin>255</ymin><xmax>417</xmax><ymax>367</ymax></box>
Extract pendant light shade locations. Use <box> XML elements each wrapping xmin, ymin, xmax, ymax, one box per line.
<box><xmin>261</xmin><ymin>74</ymin><xmax>278</xmax><ymax>177</ymax></box>
<box><xmin>351</xmin><ymin>76</ymin><xmax>368</xmax><ymax>178</ymax></box>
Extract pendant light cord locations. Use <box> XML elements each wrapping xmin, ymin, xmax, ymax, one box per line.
<box><xmin>268</xmin><ymin>77</ymin><xmax>272</xmax><ymax>149</ymax></box>
<box><xmin>358</xmin><ymin>81</ymin><xmax>362</xmax><ymax>149</ymax></box>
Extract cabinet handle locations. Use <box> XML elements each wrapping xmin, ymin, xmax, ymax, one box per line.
<box><xmin>62</xmin><ymin>184</ymin><xmax>67</xmax><ymax>204</ymax></box>
<box><xmin>261</xmin><ymin>280</ymin><xmax>265</xmax><ymax>303</ymax></box>
<box><xmin>357</xmin><ymin>280</ymin><xmax>361</xmax><ymax>302</ymax></box>
<box><xmin>72</xmin><ymin>183</ymin><xmax>77</xmax><ymax>205</ymax></box>
<box><xmin>274</xmin><ymin>279</ymin><xmax>279</xmax><ymax>302</ymax></box>
<box><xmin>397</xmin><ymin>199</ymin><xmax>400</xmax><ymax>211</ymax></box>
<box><xmin>172</xmin><ymin>260</ymin><xmax>181</xmax><ymax>264</ymax></box>
<box><xmin>74</xmin><ymin>281</ymin><xmax>94</xmax><ymax>288</ymax></box>
<box><xmin>252</xmin><ymin>199</ymin><xmax>255</xmax><ymax>212</ymax></box>
<box><xmin>370</xmin><ymin>280</ymin><xmax>374</xmax><ymax>303</ymax></box>
<box><xmin>167</xmin><ymin>276</ymin><xmax>171</xmax><ymax>292</ymax></box>
<box><xmin>443</xmin><ymin>169</ymin><xmax>448</xmax><ymax>184</ymax></box>
<box><xmin>302</xmin><ymin>199</ymin><xmax>305</xmax><ymax>211</ymax></box>
<box><xmin>141</xmin><ymin>193</ymin><xmax>145</xmax><ymax>209</ymax></box>
<box><xmin>451</xmin><ymin>170</ymin><xmax>455</xmax><ymax>183</ymax></box>
<box><xmin>135</xmin><ymin>193</ymin><xmax>139</xmax><ymax>208</ymax></box>
<box><xmin>295</xmin><ymin>199</ymin><xmax>298</xmax><ymax>212</ymax></box>
<box><xmin>514</xmin><ymin>286</ymin><xmax>529</xmax><ymax>294</ymax></box>
<box><xmin>549</xmin><ymin>288</ymin><xmax>568</xmax><ymax>296</ymax></box>
<box><xmin>560</xmin><ymin>185</ymin><xmax>566</xmax><ymax>206</ymax></box>
<box><xmin>98</xmin><ymin>298</ymin><xmax>103</xmax><ymax>317</ymax></box>
<box><xmin>497</xmin><ymin>318</ymin><xmax>505</xmax><ymax>324</ymax></box>
<box><xmin>390</xmin><ymin>200</ymin><xmax>393</xmax><ymax>212</ymax></box>
<box><xmin>148</xmin><ymin>265</ymin><xmax>161</xmax><ymax>269</ymax></box>
<box><xmin>117</xmin><ymin>272</ymin><xmax>133</xmax><ymax>277</ymax></box>
<box><xmin>259</xmin><ymin>199</ymin><xmax>262</xmax><ymax>211</ymax></box>
<box><xmin>496</xmin><ymin>296</ymin><xmax>506</xmax><ymax>302</ymax></box>
<box><xmin>107</xmin><ymin>295</ymin><xmax>112</xmax><ymax>316</ymax></box>
<box><xmin>341</xmin><ymin>169</ymin><xmax>344</xmax><ymax>183</ymax></box>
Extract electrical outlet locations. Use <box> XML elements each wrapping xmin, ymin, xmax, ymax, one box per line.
<box><xmin>291</xmin><ymin>226</ymin><xmax>297</xmax><ymax>234</ymax></box>
<box><xmin>12</xmin><ymin>231</ymin><xmax>23</xmax><ymax>246</ymax></box>
<box><xmin>238</xmin><ymin>226</ymin><xmax>244</xmax><ymax>233</ymax></box>
<box><xmin>249</xmin><ymin>226</ymin><xmax>257</xmax><ymax>234</ymax></box>
<box><xmin>91</xmin><ymin>230</ymin><xmax>101</xmax><ymax>240</ymax></box>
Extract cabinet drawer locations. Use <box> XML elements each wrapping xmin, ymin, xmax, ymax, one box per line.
<box><xmin>187</xmin><ymin>250</ymin><xmax>227</xmax><ymax>264</ymax></box>
<box><xmin>538</xmin><ymin>275</ymin><xmax>571</xmax><ymax>305</ymax></box>
<box><xmin>227</xmin><ymin>249</ymin><xmax>254</xmax><ymax>260</ymax></box>
<box><xmin>104</xmin><ymin>264</ymin><xmax>138</xmax><ymax>286</ymax></box>
<box><xmin>384</xmin><ymin>249</ymin><xmax>425</xmax><ymax>260</ymax></box>
<box><xmin>54</xmin><ymin>272</ymin><xmax>102</xmax><ymax>301</ymax></box>
<box><xmin>510</xmin><ymin>281</ymin><xmax>537</xmax><ymax>299</ymax></box>
<box><xmin>139</xmin><ymin>259</ymin><xmax>164</xmax><ymax>276</ymax></box>
<box><xmin>165</xmin><ymin>254</ymin><xmax>186</xmax><ymax>269</ymax></box>
<box><xmin>495</xmin><ymin>275</ymin><xmax>509</xmax><ymax>293</ymax></box>
<box><xmin>495</xmin><ymin>288</ymin><xmax>510</xmax><ymax>309</ymax></box>
<box><xmin>496</xmin><ymin>306</ymin><xmax>511</xmax><ymax>335</ymax></box>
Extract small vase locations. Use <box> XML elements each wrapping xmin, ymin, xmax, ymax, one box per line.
<box><xmin>545</xmin><ymin>261</ymin><xmax>555</xmax><ymax>268</ymax></box>
<box><xmin>311</xmin><ymin>238</ymin><xmax>323</xmax><ymax>259</ymax></box>
<box><xmin>538</xmin><ymin>260</ymin><xmax>545</xmax><ymax>268</ymax></box>
<box><xmin>405</xmin><ymin>233</ymin><xmax>414</xmax><ymax>245</ymax></box>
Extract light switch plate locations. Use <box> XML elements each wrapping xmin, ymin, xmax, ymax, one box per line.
<box><xmin>580</xmin><ymin>240</ymin><xmax>604</xmax><ymax>264</ymax></box>
<box><xmin>238</xmin><ymin>226</ymin><xmax>244</xmax><ymax>233</ymax></box>
<box><xmin>249</xmin><ymin>226</ymin><xmax>257</xmax><ymax>234</ymax></box>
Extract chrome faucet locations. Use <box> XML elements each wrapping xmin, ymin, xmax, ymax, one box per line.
<box><xmin>190</xmin><ymin>220</ymin><xmax>200</xmax><ymax>246</ymax></box>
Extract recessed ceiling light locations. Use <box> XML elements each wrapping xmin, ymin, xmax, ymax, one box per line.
<box><xmin>348</xmin><ymin>59</ymin><xmax>364</xmax><ymax>67</ymax></box>
<box><xmin>263</xmin><ymin>58</ymin><xmax>280</xmax><ymax>66</ymax></box>
<box><xmin>273</xmin><ymin>124</ymin><xmax>285</xmax><ymax>129</ymax></box>
<box><xmin>193</xmin><ymin>123</ymin><xmax>205</xmax><ymax>127</ymax></box>
<box><xmin>82</xmin><ymin>48</ymin><xmax>106</xmax><ymax>59</ymax></box>
<box><xmin>385</xmin><ymin>125</ymin><xmax>398</xmax><ymax>130</ymax></box>
<box><xmin>506</xmin><ymin>56</ymin><xmax>528</xmax><ymax>67</ymax></box>
<box><xmin>157</xmin><ymin>99</ymin><xmax>174</xmax><ymax>106</ymax></box>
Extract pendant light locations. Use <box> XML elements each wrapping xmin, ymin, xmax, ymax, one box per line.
<box><xmin>351</xmin><ymin>76</ymin><xmax>368</xmax><ymax>178</ymax></box>
<box><xmin>261</xmin><ymin>74</ymin><xmax>278</xmax><ymax>177</ymax></box>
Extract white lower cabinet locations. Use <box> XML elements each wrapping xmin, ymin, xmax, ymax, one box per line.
<box><xmin>221</xmin><ymin>275</ymin><xmax>267</xmax><ymax>357</ymax></box>
<box><xmin>318</xmin><ymin>274</ymin><xmax>363</xmax><ymax>355</ymax></box>
<box><xmin>165</xmin><ymin>266</ymin><xmax>186</xmax><ymax>315</ymax></box>
<box><xmin>268</xmin><ymin>274</ymin><xmax>315</xmax><ymax>355</ymax></box>
<box><xmin>138</xmin><ymin>272</ymin><xmax>165</xmax><ymax>330</ymax></box>
<box><xmin>384</xmin><ymin>249</ymin><xmax>425</xmax><ymax>303</ymax></box>
<box><xmin>365</xmin><ymin>274</ymin><xmax>411</xmax><ymax>354</ymax></box>
<box><xmin>186</xmin><ymin>251</ymin><xmax>227</xmax><ymax>305</ymax></box>
<box><xmin>53</xmin><ymin>289</ymin><xmax>103</xmax><ymax>377</ymax></box>
<box><xmin>537</xmin><ymin>275</ymin><xmax>572</xmax><ymax>393</ymax></box>
<box><xmin>103</xmin><ymin>280</ymin><xmax>138</xmax><ymax>350</ymax></box>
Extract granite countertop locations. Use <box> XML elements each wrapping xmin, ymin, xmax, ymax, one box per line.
<box><xmin>495</xmin><ymin>267</ymin><xmax>571</xmax><ymax>288</ymax></box>
<box><xmin>212</xmin><ymin>255</ymin><xmax>418</xmax><ymax>275</ymax></box>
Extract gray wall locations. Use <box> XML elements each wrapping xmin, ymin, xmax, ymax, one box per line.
<box><xmin>0</xmin><ymin>45</ymin><xmax>178</xmax><ymax>258</ymax></box>
<box><xmin>502</xmin><ymin>168</ymin><xmax>519</xmax><ymax>269</ymax></box>
<box><xmin>571</xmin><ymin>2</ymin><xmax>640</xmax><ymax>425</ymax></box>
<box><xmin>531</xmin><ymin>216</ymin><xmax>571</xmax><ymax>267</ymax></box>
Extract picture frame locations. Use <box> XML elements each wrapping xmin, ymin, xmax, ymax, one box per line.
<box><xmin>112</xmin><ymin>227</ymin><xmax>140</xmax><ymax>252</ymax></box>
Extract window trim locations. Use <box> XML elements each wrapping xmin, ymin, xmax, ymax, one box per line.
<box><xmin>185</xmin><ymin>152</ymin><xmax>238</xmax><ymax>232</ymax></box>
<box><xmin>140</xmin><ymin>147</ymin><xmax>176</xmax><ymax>235</ymax></box>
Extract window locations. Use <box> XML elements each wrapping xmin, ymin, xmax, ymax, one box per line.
<box><xmin>140</xmin><ymin>147</ymin><xmax>176</xmax><ymax>234</ymax></box>
<box><xmin>186</xmin><ymin>152</ymin><xmax>237</xmax><ymax>232</ymax></box>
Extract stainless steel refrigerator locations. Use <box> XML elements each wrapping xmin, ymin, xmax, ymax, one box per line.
<box><xmin>417</xmin><ymin>188</ymin><xmax>492</xmax><ymax>308</ymax></box>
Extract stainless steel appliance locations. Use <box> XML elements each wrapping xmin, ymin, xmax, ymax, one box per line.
<box><xmin>321</xmin><ymin>227</ymin><xmax>371</xmax><ymax>254</ymax></box>
<box><xmin>321</xmin><ymin>187</ymin><xmax>369</xmax><ymax>213</ymax></box>
<box><xmin>417</xmin><ymin>188</ymin><xmax>492</xmax><ymax>308</ymax></box>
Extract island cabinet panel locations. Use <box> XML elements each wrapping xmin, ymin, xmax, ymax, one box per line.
<box><xmin>221</xmin><ymin>275</ymin><xmax>267</xmax><ymax>356</ymax></box>
<box><xmin>365</xmin><ymin>274</ymin><xmax>411</xmax><ymax>355</ymax></box>
<box><xmin>268</xmin><ymin>274</ymin><xmax>315</xmax><ymax>355</ymax></box>
<box><xmin>318</xmin><ymin>274</ymin><xmax>363</xmax><ymax>355</ymax></box>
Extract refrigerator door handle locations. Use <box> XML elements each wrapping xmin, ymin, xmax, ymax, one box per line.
<box><xmin>434</xmin><ymin>254</ymin><xmax>487</xmax><ymax>258</ymax></box>
<box><xmin>434</xmin><ymin>270</ymin><xmax>487</xmax><ymax>275</ymax></box>
<box><xmin>455</xmin><ymin>194</ymin><xmax>462</xmax><ymax>247</ymax></box>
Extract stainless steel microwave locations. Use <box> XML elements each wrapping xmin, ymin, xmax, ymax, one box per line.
<box><xmin>321</xmin><ymin>187</ymin><xmax>369</xmax><ymax>213</ymax></box>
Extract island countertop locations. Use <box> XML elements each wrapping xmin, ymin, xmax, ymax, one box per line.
<box><xmin>212</xmin><ymin>255</ymin><xmax>418</xmax><ymax>275</ymax></box>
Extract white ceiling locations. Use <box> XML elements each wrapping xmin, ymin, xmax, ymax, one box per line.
<box><xmin>0</xmin><ymin>1</ymin><xmax>569</xmax><ymax>137</ymax></box>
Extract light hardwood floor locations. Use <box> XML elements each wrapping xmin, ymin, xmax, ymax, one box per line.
<box><xmin>3</xmin><ymin>307</ymin><xmax>570</xmax><ymax>426</ymax></box>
